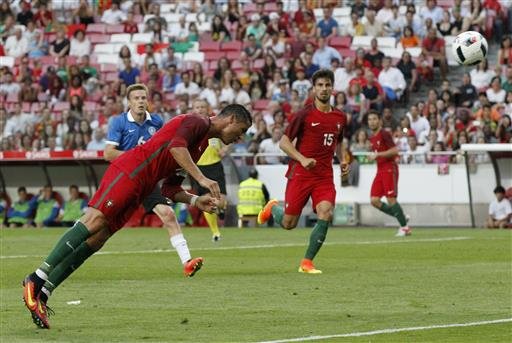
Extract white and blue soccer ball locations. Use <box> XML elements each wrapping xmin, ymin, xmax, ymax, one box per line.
<box><xmin>452</xmin><ymin>31</ymin><xmax>488</xmax><ymax>66</ymax></box>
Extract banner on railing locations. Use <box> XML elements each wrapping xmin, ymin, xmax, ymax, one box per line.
<box><xmin>0</xmin><ymin>150</ymin><xmax>104</xmax><ymax>161</ymax></box>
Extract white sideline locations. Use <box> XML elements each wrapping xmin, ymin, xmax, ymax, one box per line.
<box><xmin>0</xmin><ymin>237</ymin><xmax>470</xmax><ymax>259</ymax></box>
<box><xmin>257</xmin><ymin>318</ymin><xmax>512</xmax><ymax>343</ymax></box>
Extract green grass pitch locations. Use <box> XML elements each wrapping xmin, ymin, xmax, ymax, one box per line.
<box><xmin>1</xmin><ymin>227</ymin><xmax>511</xmax><ymax>342</ymax></box>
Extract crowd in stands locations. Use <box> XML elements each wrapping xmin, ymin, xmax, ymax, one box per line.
<box><xmin>0</xmin><ymin>0</ymin><xmax>511</xmax><ymax>166</ymax></box>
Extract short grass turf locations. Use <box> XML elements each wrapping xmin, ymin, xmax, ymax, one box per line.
<box><xmin>1</xmin><ymin>227</ymin><xmax>511</xmax><ymax>343</ymax></box>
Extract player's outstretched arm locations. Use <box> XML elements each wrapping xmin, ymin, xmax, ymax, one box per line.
<box><xmin>173</xmin><ymin>191</ymin><xmax>217</xmax><ymax>213</ymax></box>
<box><xmin>170</xmin><ymin>147</ymin><xmax>221</xmax><ymax>199</ymax></box>
<box><xmin>279</xmin><ymin>135</ymin><xmax>316</xmax><ymax>169</ymax></box>
<box><xmin>103</xmin><ymin>144</ymin><xmax>124</xmax><ymax>161</ymax></box>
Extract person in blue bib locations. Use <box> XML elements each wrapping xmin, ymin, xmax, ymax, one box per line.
<box><xmin>104</xmin><ymin>83</ymin><xmax>203</xmax><ymax>277</ymax></box>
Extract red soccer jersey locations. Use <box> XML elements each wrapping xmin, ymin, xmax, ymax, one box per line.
<box><xmin>285</xmin><ymin>103</ymin><xmax>346</xmax><ymax>178</ymax></box>
<box><xmin>112</xmin><ymin>113</ymin><xmax>210</xmax><ymax>196</ymax></box>
<box><xmin>369</xmin><ymin>129</ymin><xmax>398</xmax><ymax>170</ymax></box>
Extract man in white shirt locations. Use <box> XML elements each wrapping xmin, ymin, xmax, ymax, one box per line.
<box><xmin>487</xmin><ymin>186</ymin><xmax>512</xmax><ymax>228</ymax></box>
<box><xmin>420</xmin><ymin>0</ymin><xmax>444</xmax><ymax>25</ymax></box>
<box><xmin>376</xmin><ymin>0</ymin><xmax>394</xmax><ymax>24</ymax></box>
<box><xmin>407</xmin><ymin>104</ymin><xmax>430</xmax><ymax>141</ymax></box>
<box><xmin>402</xmin><ymin>135</ymin><xmax>427</xmax><ymax>164</ymax></box>
<box><xmin>0</xmin><ymin>72</ymin><xmax>21</xmax><ymax>95</ymax></box>
<box><xmin>86</xmin><ymin>128</ymin><xmax>107</xmax><ymax>151</ymax></box>
<box><xmin>362</xmin><ymin>10</ymin><xmax>384</xmax><ymax>37</ymax></box>
<box><xmin>312</xmin><ymin>37</ymin><xmax>342</xmax><ymax>70</ymax></box>
<box><xmin>258</xmin><ymin>127</ymin><xmax>286</xmax><ymax>164</ymax></box>
<box><xmin>3</xmin><ymin>103</ymin><xmax>36</xmax><ymax>138</ymax></box>
<box><xmin>378</xmin><ymin>57</ymin><xmax>406</xmax><ymax>101</ymax></box>
<box><xmin>174</xmin><ymin>72</ymin><xmax>200</xmax><ymax>98</ymax></box>
<box><xmin>101</xmin><ymin>1</ymin><xmax>126</xmax><ymax>25</ymax></box>
<box><xmin>168</xmin><ymin>16</ymin><xmax>189</xmax><ymax>42</ymax></box>
<box><xmin>4</xmin><ymin>28</ymin><xmax>29</xmax><ymax>58</ymax></box>
<box><xmin>199</xmin><ymin>77</ymin><xmax>218</xmax><ymax>109</ymax></box>
<box><xmin>232</xmin><ymin>79</ymin><xmax>251</xmax><ymax>106</ymax></box>
<box><xmin>334</xmin><ymin>58</ymin><xmax>356</xmax><ymax>93</ymax></box>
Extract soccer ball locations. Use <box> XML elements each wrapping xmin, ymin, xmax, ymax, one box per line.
<box><xmin>451</xmin><ymin>31</ymin><xmax>488</xmax><ymax>66</ymax></box>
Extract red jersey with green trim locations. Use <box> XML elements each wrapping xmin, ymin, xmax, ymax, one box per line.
<box><xmin>111</xmin><ymin>114</ymin><xmax>210</xmax><ymax>194</ymax></box>
<box><xmin>369</xmin><ymin>129</ymin><xmax>398</xmax><ymax>170</ymax></box>
<box><xmin>285</xmin><ymin>103</ymin><xmax>346</xmax><ymax>178</ymax></box>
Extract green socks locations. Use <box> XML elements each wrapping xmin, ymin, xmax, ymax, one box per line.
<box><xmin>378</xmin><ymin>203</ymin><xmax>407</xmax><ymax>227</ymax></box>
<box><xmin>39</xmin><ymin>221</ymin><xmax>90</xmax><ymax>275</ymax></box>
<box><xmin>271</xmin><ymin>205</ymin><xmax>284</xmax><ymax>227</ymax></box>
<box><xmin>305</xmin><ymin>219</ymin><xmax>329</xmax><ymax>260</ymax></box>
<box><xmin>44</xmin><ymin>241</ymin><xmax>95</xmax><ymax>292</ymax></box>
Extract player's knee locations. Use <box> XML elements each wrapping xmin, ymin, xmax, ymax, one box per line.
<box><xmin>317</xmin><ymin>209</ymin><xmax>333</xmax><ymax>222</ymax></box>
<box><xmin>281</xmin><ymin>218</ymin><xmax>297</xmax><ymax>230</ymax></box>
<box><xmin>370</xmin><ymin>198</ymin><xmax>381</xmax><ymax>208</ymax></box>
<box><xmin>157</xmin><ymin>206</ymin><xmax>177</xmax><ymax>226</ymax></box>
<box><xmin>87</xmin><ymin>229</ymin><xmax>111</xmax><ymax>251</ymax></box>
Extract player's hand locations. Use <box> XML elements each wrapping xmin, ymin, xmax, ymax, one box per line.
<box><xmin>196</xmin><ymin>195</ymin><xmax>217</xmax><ymax>213</ymax></box>
<box><xmin>367</xmin><ymin>152</ymin><xmax>377</xmax><ymax>162</ymax></box>
<box><xmin>198</xmin><ymin>177</ymin><xmax>221</xmax><ymax>199</ymax></box>
<box><xmin>300</xmin><ymin>157</ymin><xmax>316</xmax><ymax>170</ymax></box>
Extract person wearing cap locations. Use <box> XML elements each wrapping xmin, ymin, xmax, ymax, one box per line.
<box><xmin>487</xmin><ymin>186</ymin><xmax>512</xmax><ymax>229</ymax></box>
<box><xmin>237</xmin><ymin>169</ymin><xmax>270</xmax><ymax>226</ymax></box>
<box><xmin>245</xmin><ymin>13</ymin><xmax>267</xmax><ymax>44</ymax></box>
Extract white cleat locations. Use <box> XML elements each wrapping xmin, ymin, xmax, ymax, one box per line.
<box><xmin>396</xmin><ymin>226</ymin><xmax>412</xmax><ymax>237</ymax></box>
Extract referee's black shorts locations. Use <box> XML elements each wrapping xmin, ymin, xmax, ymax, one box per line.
<box><xmin>191</xmin><ymin>161</ymin><xmax>227</xmax><ymax>196</ymax></box>
<box><xmin>142</xmin><ymin>185</ymin><xmax>173</xmax><ymax>213</ymax></box>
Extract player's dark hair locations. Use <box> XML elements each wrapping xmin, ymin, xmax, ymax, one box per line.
<box><xmin>69</xmin><ymin>185</ymin><xmax>79</xmax><ymax>191</ymax></box>
<box><xmin>218</xmin><ymin>104</ymin><xmax>252</xmax><ymax>126</ymax></box>
<box><xmin>126</xmin><ymin>83</ymin><xmax>149</xmax><ymax>100</ymax></box>
<box><xmin>367</xmin><ymin>109</ymin><xmax>380</xmax><ymax>118</ymax></box>
<box><xmin>494</xmin><ymin>186</ymin><xmax>506</xmax><ymax>194</ymax></box>
<box><xmin>18</xmin><ymin>186</ymin><xmax>26</xmax><ymax>193</ymax></box>
<box><xmin>312</xmin><ymin>69</ymin><xmax>334</xmax><ymax>85</ymax></box>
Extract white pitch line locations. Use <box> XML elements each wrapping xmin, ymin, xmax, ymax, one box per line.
<box><xmin>0</xmin><ymin>236</ymin><xmax>471</xmax><ymax>260</ymax></box>
<box><xmin>257</xmin><ymin>318</ymin><xmax>512</xmax><ymax>343</ymax></box>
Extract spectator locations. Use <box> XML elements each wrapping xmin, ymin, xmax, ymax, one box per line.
<box><xmin>462</xmin><ymin>0</ymin><xmax>487</xmax><ymax>32</ymax></box>
<box><xmin>420</xmin><ymin>0</ymin><xmax>444</xmax><ymax>25</ymax></box>
<box><xmin>437</xmin><ymin>10</ymin><xmax>454</xmax><ymax>36</ymax></box>
<box><xmin>3</xmin><ymin>103</ymin><xmax>35</xmax><ymax>137</ymax></box>
<box><xmin>169</xmin><ymin>15</ymin><xmax>189</xmax><ymax>43</ymax></box>
<box><xmin>258</xmin><ymin>126</ymin><xmax>285</xmax><ymax>164</ymax></box>
<box><xmin>363</xmin><ymin>10</ymin><xmax>384</xmax><ymax>37</ymax></box>
<box><xmin>145</xmin><ymin>4</ymin><xmax>168</xmax><ymax>32</ymax></box>
<box><xmin>408</xmin><ymin>104</ymin><xmax>431</xmax><ymax>141</ymax></box>
<box><xmin>405</xmin><ymin>10</ymin><xmax>424</xmax><ymax>38</ymax></box>
<box><xmin>0</xmin><ymin>1</ymin><xmax>14</xmax><ymax>23</ymax></box>
<box><xmin>364</xmin><ymin>38</ymin><xmax>385</xmax><ymax>68</ymax></box>
<box><xmin>160</xmin><ymin>46</ymin><xmax>182</xmax><ymax>70</ymax></box>
<box><xmin>450</xmin><ymin>7</ymin><xmax>464</xmax><ymax>35</ymax></box>
<box><xmin>123</xmin><ymin>11</ymin><xmax>139</xmax><ymax>34</ymax></box>
<box><xmin>162</xmin><ymin>64</ymin><xmax>181</xmax><ymax>93</ymax></box>
<box><xmin>69</xmin><ymin>29</ymin><xmax>91</xmax><ymax>58</ymax></box>
<box><xmin>6</xmin><ymin>186</ymin><xmax>32</xmax><ymax>227</ymax></box>
<box><xmin>292</xmin><ymin>68</ymin><xmax>311</xmax><ymax>103</ymax></box>
<box><xmin>275</xmin><ymin>1</ymin><xmax>290</xmax><ymax>33</ymax></box>
<box><xmin>502</xmin><ymin>67</ymin><xmax>512</xmax><ymax>93</ymax></box>
<box><xmin>213</xmin><ymin>57</ymin><xmax>231</xmax><ymax>83</ymax></box>
<box><xmin>264</xmin><ymin>32</ymin><xmax>285</xmax><ymax>59</ymax></box>
<box><xmin>378</xmin><ymin>57</ymin><xmax>406</xmax><ymax>102</ymax></box>
<box><xmin>101</xmin><ymin>1</ymin><xmax>126</xmax><ymax>25</ymax></box>
<box><xmin>422</xmin><ymin>28</ymin><xmax>448</xmax><ymax>81</ymax></box>
<box><xmin>232</xmin><ymin>79</ymin><xmax>251</xmax><ymax>106</ymax></box>
<box><xmin>271</xmin><ymin>79</ymin><xmax>291</xmax><ymax>104</ymax></box>
<box><xmin>403</xmin><ymin>134</ymin><xmax>427</xmax><ymax>164</ymax></box>
<box><xmin>119</xmin><ymin>58</ymin><xmax>141</xmax><ymax>87</ymax></box>
<box><xmin>351</xmin><ymin>0</ymin><xmax>366</xmax><ymax>18</ymax></box>
<box><xmin>384</xmin><ymin>5</ymin><xmax>405</xmax><ymax>38</ymax></box>
<box><xmin>245</xmin><ymin>13</ymin><xmax>266</xmax><ymax>44</ymax></box>
<box><xmin>486</xmin><ymin>186</ymin><xmax>512</xmax><ymax>229</ymax></box>
<box><xmin>427</xmin><ymin>141</ymin><xmax>451</xmax><ymax>164</ymax></box>
<box><xmin>175</xmin><ymin>71</ymin><xmax>200</xmax><ymax>99</ymax></box>
<box><xmin>0</xmin><ymin>72</ymin><xmax>21</xmax><ymax>95</ymax></box>
<box><xmin>57</xmin><ymin>185</ymin><xmax>87</xmax><ymax>226</ymax></box>
<box><xmin>19</xmin><ymin>77</ymin><xmax>38</xmax><ymax>103</ymax></box>
<box><xmin>351</xmin><ymin>128</ymin><xmax>371</xmax><ymax>164</ymax></box>
<box><xmin>25</xmin><ymin>21</ymin><xmax>46</xmax><ymax>58</ymax></box>
<box><xmin>346</xmin><ymin>12</ymin><xmax>365</xmax><ymax>36</ymax></box>
<box><xmin>298</xmin><ymin>10</ymin><xmax>316</xmax><ymax>38</ymax></box>
<box><xmin>363</xmin><ymin>71</ymin><xmax>385</xmax><ymax>112</ymax></box>
<box><xmin>244</xmin><ymin>33</ymin><xmax>263</xmax><ymax>60</ymax></box>
<box><xmin>496</xmin><ymin>115</ymin><xmax>512</xmax><ymax>143</ymax></box>
<box><xmin>211</xmin><ymin>15</ymin><xmax>231</xmax><ymax>42</ymax></box>
<box><xmin>377</xmin><ymin>0</ymin><xmax>394</xmax><ymax>24</ymax></box>
<box><xmin>197</xmin><ymin>0</ymin><xmax>217</xmax><ymax>23</ymax></box>
<box><xmin>33</xmin><ymin>185</ymin><xmax>60</xmax><ymax>228</ymax></box>
<box><xmin>16</xmin><ymin>1</ymin><xmax>33</xmax><ymax>26</ymax></box>
<box><xmin>303</xmin><ymin>52</ymin><xmax>320</xmax><ymax>80</ymax></box>
<box><xmin>80</xmin><ymin>55</ymin><xmax>98</xmax><ymax>81</ymax></box>
<box><xmin>400</xmin><ymin>26</ymin><xmax>421</xmax><ymax>48</ymax></box>
<box><xmin>254</xmin><ymin>3</ymin><xmax>270</xmax><ymax>25</ymax></box>
<box><xmin>249</xmin><ymin>71</ymin><xmax>267</xmax><ymax>100</ymax></box>
<box><xmin>74</xmin><ymin>0</ymin><xmax>95</xmax><ymax>25</ymax></box>
<box><xmin>498</xmin><ymin>36</ymin><xmax>512</xmax><ymax>66</ymax></box>
<box><xmin>49</xmin><ymin>28</ymin><xmax>70</xmax><ymax>57</ymax></box>
<box><xmin>294</xmin><ymin>0</ymin><xmax>314</xmax><ymax>26</ymax></box>
<box><xmin>316</xmin><ymin>6</ymin><xmax>338</xmax><ymax>39</ymax></box>
<box><xmin>470</xmin><ymin>59</ymin><xmax>495</xmax><ymax>92</ymax></box>
<box><xmin>457</xmin><ymin>72</ymin><xmax>478</xmax><ymax>108</ymax></box>
<box><xmin>313</xmin><ymin>37</ymin><xmax>342</xmax><ymax>70</ymax></box>
<box><xmin>397</xmin><ymin>51</ymin><xmax>418</xmax><ymax>92</ymax></box>
<box><xmin>486</xmin><ymin>76</ymin><xmax>507</xmax><ymax>105</ymax></box>
<box><xmin>4</xmin><ymin>28</ymin><xmax>28</xmax><ymax>58</ymax></box>
<box><xmin>333</xmin><ymin>58</ymin><xmax>356</xmax><ymax>94</ymax></box>
<box><xmin>33</xmin><ymin>3</ymin><xmax>52</xmax><ymax>30</ymax></box>
<box><xmin>236</xmin><ymin>15</ymin><xmax>249</xmax><ymax>41</ymax></box>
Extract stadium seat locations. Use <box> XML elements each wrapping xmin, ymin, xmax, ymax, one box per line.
<box><xmin>232</xmin><ymin>60</ymin><xmax>243</xmax><ymax>71</ymax></box>
<box><xmin>106</xmin><ymin>24</ymin><xmax>125</xmax><ymax>34</ymax></box>
<box><xmin>31</xmin><ymin>102</ymin><xmax>41</xmax><ymax>112</ymax></box>
<box><xmin>333</xmin><ymin>7</ymin><xmax>351</xmax><ymax>17</ymax></box>
<box><xmin>66</xmin><ymin>24</ymin><xmax>86</xmax><ymax>37</ymax></box>
<box><xmin>185</xmin><ymin>13</ymin><xmax>197</xmax><ymax>23</ymax></box>
<box><xmin>329</xmin><ymin>36</ymin><xmax>352</xmax><ymax>49</ymax></box>
<box><xmin>198</xmin><ymin>21</ymin><xmax>211</xmax><ymax>33</ymax></box>
<box><xmin>110</xmin><ymin>33</ymin><xmax>131</xmax><ymax>43</ymax></box>
<box><xmin>94</xmin><ymin>43</ymin><xmax>116</xmax><ymax>55</ymax></box>
<box><xmin>84</xmin><ymin>101</ymin><xmax>98</xmax><ymax>111</ymax></box>
<box><xmin>53</xmin><ymin>102</ymin><xmax>70</xmax><ymax>112</ymax></box>
<box><xmin>226</xmin><ymin>51</ymin><xmax>241</xmax><ymax>60</ymax></box>
<box><xmin>199</xmin><ymin>41</ymin><xmax>221</xmax><ymax>52</ymax></box>
<box><xmin>405</xmin><ymin>47</ymin><xmax>422</xmax><ymax>58</ymax></box>
<box><xmin>22</xmin><ymin>102</ymin><xmax>31</xmax><ymax>112</ymax></box>
<box><xmin>313</xmin><ymin>8</ymin><xmax>324</xmax><ymax>20</ymax></box>
<box><xmin>104</xmin><ymin>72</ymin><xmax>119</xmax><ymax>82</ymax></box>
<box><xmin>221</xmin><ymin>41</ymin><xmax>242</xmax><ymax>51</ymax></box>
<box><xmin>37</xmin><ymin>93</ymin><xmax>48</xmax><ymax>102</ymax></box>
<box><xmin>133</xmin><ymin>14</ymin><xmax>143</xmax><ymax>23</ymax></box>
<box><xmin>183</xmin><ymin>51</ymin><xmax>205</xmax><ymax>63</ymax></box>
<box><xmin>89</xmin><ymin>33</ymin><xmax>110</xmax><ymax>44</ymax></box>
<box><xmin>264</xmin><ymin>3</ymin><xmax>277</xmax><ymax>12</ymax></box>
<box><xmin>160</xmin><ymin>3</ymin><xmax>175</xmax><ymax>14</ymax></box>
<box><xmin>96</xmin><ymin>54</ymin><xmax>120</xmax><ymax>64</ymax></box>
<box><xmin>0</xmin><ymin>56</ymin><xmax>15</xmax><ymax>68</ymax></box>
<box><xmin>86</xmin><ymin>23</ymin><xmax>106</xmax><ymax>34</ymax></box>
<box><xmin>100</xmin><ymin>63</ymin><xmax>118</xmax><ymax>72</ymax></box>
<box><xmin>5</xmin><ymin>91</ymin><xmax>18</xmax><ymax>103</ymax></box>
<box><xmin>351</xmin><ymin>36</ymin><xmax>373</xmax><ymax>49</ymax></box>
<box><xmin>132</xmin><ymin>33</ymin><xmax>153</xmax><ymax>44</ymax></box>
<box><xmin>253</xmin><ymin>59</ymin><xmax>264</xmax><ymax>70</ymax></box>
<box><xmin>163</xmin><ymin>13</ymin><xmax>181</xmax><ymax>24</ymax></box>
<box><xmin>338</xmin><ymin>48</ymin><xmax>356</xmax><ymax>59</ymax></box>
<box><xmin>381</xmin><ymin>47</ymin><xmax>403</xmax><ymax>59</ymax></box>
<box><xmin>376</xmin><ymin>37</ymin><xmax>396</xmax><ymax>49</ymax></box>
